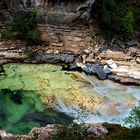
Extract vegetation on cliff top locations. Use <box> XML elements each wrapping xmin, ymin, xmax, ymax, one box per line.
<box><xmin>92</xmin><ymin>0</ymin><xmax>140</xmax><ymax>39</ymax></box>
<box><xmin>1</xmin><ymin>10</ymin><xmax>41</xmax><ymax>45</ymax></box>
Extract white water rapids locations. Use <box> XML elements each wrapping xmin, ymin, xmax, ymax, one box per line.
<box><xmin>56</xmin><ymin>74</ymin><xmax>140</xmax><ymax>126</ymax></box>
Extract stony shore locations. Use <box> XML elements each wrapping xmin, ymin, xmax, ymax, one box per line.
<box><xmin>0</xmin><ymin>36</ymin><xmax>140</xmax><ymax>85</ymax></box>
<box><xmin>0</xmin><ymin>123</ymin><xmax>124</xmax><ymax>140</ymax></box>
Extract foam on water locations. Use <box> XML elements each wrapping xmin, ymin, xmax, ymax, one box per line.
<box><xmin>55</xmin><ymin>74</ymin><xmax>140</xmax><ymax>126</ymax></box>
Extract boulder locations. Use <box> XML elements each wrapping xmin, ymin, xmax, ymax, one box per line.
<box><xmin>91</xmin><ymin>64</ymin><xmax>108</xmax><ymax>80</ymax></box>
<box><xmin>66</xmin><ymin>62</ymin><xmax>80</xmax><ymax>71</ymax></box>
<box><xmin>82</xmin><ymin>63</ymin><xmax>93</xmax><ymax>75</ymax></box>
<box><xmin>103</xmin><ymin>68</ymin><xmax>112</xmax><ymax>75</ymax></box>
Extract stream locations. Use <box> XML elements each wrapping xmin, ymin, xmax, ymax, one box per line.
<box><xmin>0</xmin><ymin>64</ymin><xmax>140</xmax><ymax>134</ymax></box>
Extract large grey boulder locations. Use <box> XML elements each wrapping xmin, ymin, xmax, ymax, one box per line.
<box><xmin>91</xmin><ymin>64</ymin><xmax>109</xmax><ymax>80</ymax></box>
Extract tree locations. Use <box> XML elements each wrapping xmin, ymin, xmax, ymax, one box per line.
<box><xmin>124</xmin><ymin>103</ymin><xmax>140</xmax><ymax>128</ymax></box>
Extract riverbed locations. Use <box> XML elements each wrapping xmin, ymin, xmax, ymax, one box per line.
<box><xmin>0</xmin><ymin>64</ymin><xmax>140</xmax><ymax>134</ymax></box>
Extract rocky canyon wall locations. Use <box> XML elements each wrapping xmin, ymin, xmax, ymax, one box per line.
<box><xmin>0</xmin><ymin>0</ymin><xmax>95</xmax><ymax>50</ymax></box>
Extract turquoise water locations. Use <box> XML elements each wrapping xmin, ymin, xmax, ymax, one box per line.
<box><xmin>0</xmin><ymin>64</ymin><xmax>77</xmax><ymax>134</ymax></box>
<box><xmin>0</xmin><ymin>63</ymin><xmax>140</xmax><ymax>134</ymax></box>
<box><xmin>0</xmin><ymin>89</ymin><xmax>73</xmax><ymax>134</ymax></box>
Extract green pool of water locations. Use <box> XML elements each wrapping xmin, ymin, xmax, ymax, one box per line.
<box><xmin>0</xmin><ymin>89</ymin><xmax>73</xmax><ymax>135</ymax></box>
<box><xmin>0</xmin><ymin>63</ymin><xmax>139</xmax><ymax>134</ymax></box>
<box><xmin>0</xmin><ymin>64</ymin><xmax>78</xmax><ymax>134</ymax></box>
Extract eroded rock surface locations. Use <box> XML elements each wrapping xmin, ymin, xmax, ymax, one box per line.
<box><xmin>0</xmin><ymin>123</ymin><xmax>109</xmax><ymax>140</ymax></box>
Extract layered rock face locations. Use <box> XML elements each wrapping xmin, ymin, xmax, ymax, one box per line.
<box><xmin>39</xmin><ymin>24</ymin><xmax>93</xmax><ymax>54</ymax></box>
<box><xmin>0</xmin><ymin>0</ymin><xmax>94</xmax><ymax>60</ymax></box>
<box><xmin>0</xmin><ymin>124</ymin><xmax>109</xmax><ymax>140</ymax></box>
<box><xmin>0</xmin><ymin>0</ymin><xmax>94</xmax><ymax>24</ymax></box>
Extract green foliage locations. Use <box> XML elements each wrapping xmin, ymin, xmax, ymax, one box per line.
<box><xmin>53</xmin><ymin>123</ymin><xmax>88</xmax><ymax>140</ymax></box>
<box><xmin>92</xmin><ymin>0</ymin><xmax>135</xmax><ymax>39</ymax></box>
<box><xmin>110</xmin><ymin>103</ymin><xmax>140</xmax><ymax>140</ymax></box>
<box><xmin>111</xmin><ymin>127</ymin><xmax>140</xmax><ymax>140</ymax></box>
<box><xmin>11</xmin><ymin>10</ymin><xmax>41</xmax><ymax>44</ymax></box>
<box><xmin>27</xmin><ymin>29</ymin><xmax>41</xmax><ymax>44</ymax></box>
<box><xmin>124</xmin><ymin>104</ymin><xmax>140</xmax><ymax>128</ymax></box>
<box><xmin>120</xmin><ymin>9</ymin><xmax>134</xmax><ymax>39</ymax></box>
<box><xmin>1</xmin><ymin>29</ymin><xmax>17</xmax><ymax>40</ymax></box>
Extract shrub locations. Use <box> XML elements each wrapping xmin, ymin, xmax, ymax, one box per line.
<box><xmin>111</xmin><ymin>127</ymin><xmax>140</xmax><ymax>140</ymax></box>
<box><xmin>92</xmin><ymin>0</ymin><xmax>135</xmax><ymax>39</ymax></box>
<box><xmin>124</xmin><ymin>104</ymin><xmax>140</xmax><ymax>128</ymax></box>
<box><xmin>27</xmin><ymin>29</ymin><xmax>41</xmax><ymax>44</ymax></box>
<box><xmin>1</xmin><ymin>29</ymin><xmax>17</xmax><ymax>40</ymax></box>
<box><xmin>110</xmin><ymin>103</ymin><xmax>140</xmax><ymax>140</ymax></box>
<box><xmin>10</xmin><ymin>10</ymin><xmax>41</xmax><ymax>44</ymax></box>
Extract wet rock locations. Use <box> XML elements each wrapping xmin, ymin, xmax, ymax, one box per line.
<box><xmin>82</xmin><ymin>63</ymin><xmax>93</xmax><ymax>75</ymax></box>
<box><xmin>91</xmin><ymin>64</ymin><xmax>108</xmax><ymax>80</ymax></box>
<box><xmin>108</xmin><ymin>75</ymin><xmax>140</xmax><ymax>86</ymax></box>
<box><xmin>77</xmin><ymin>62</ymin><xmax>112</xmax><ymax>77</ymax></box>
<box><xmin>35</xmin><ymin>53</ymin><xmax>75</xmax><ymax>64</ymax></box>
<box><xmin>65</xmin><ymin>62</ymin><xmax>80</xmax><ymax>71</ymax></box>
<box><xmin>103</xmin><ymin>68</ymin><xmax>112</xmax><ymax>75</ymax></box>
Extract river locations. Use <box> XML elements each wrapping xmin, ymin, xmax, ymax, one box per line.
<box><xmin>0</xmin><ymin>64</ymin><xmax>140</xmax><ymax>134</ymax></box>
